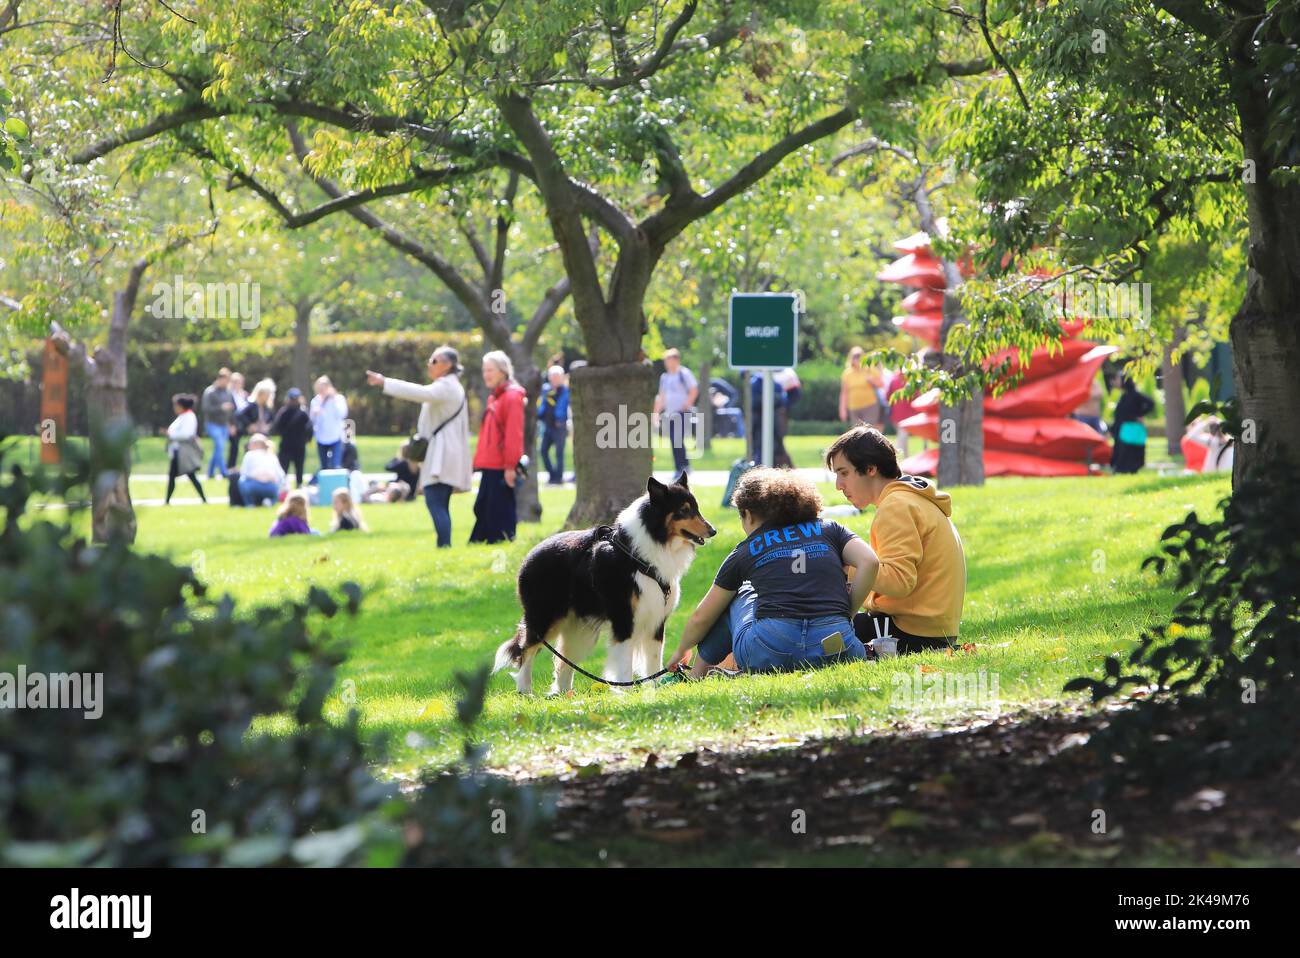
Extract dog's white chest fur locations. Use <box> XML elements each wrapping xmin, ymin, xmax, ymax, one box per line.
<box><xmin>631</xmin><ymin>572</ymin><xmax>679</xmax><ymax>629</ymax></box>
<box><xmin>604</xmin><ymin>502</ymin><xmax>696</xmax><ymax>685</ymax></box>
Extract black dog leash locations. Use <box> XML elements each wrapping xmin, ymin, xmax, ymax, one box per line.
<box><xmin>539</xmin><ymin>638</ymin><xmax>673</xmax><ymax>687</ymax></box>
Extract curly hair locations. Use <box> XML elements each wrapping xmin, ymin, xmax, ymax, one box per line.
<box><xmin>730</xmin><ymin>467</ymin><xmax>823</xmax><ymax>526</ymax></box>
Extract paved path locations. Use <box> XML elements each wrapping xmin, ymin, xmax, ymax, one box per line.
<box><xmin>36</xmin><ymin>466</ymin><xmax>838</xmax><ymax>510</ymax></box>
<box><xmin>122</xmin><ymin>467</ymin><xmax>838</xmax><ymax>490</ymax></box>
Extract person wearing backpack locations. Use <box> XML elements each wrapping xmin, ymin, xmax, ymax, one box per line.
<box><xmin>654</xmin><ymin>348</ymin><xmax>698</xmax><ymax>474</ymax></box>
<box><xmin>365</xmin><ymin>345</ymin><xmax>471</xmax><ymax>547</ymax></box>
<box><xmin>537</xmin><ymin>364</ymin><xmax>570</xmax><ymax>485</ymax></box>
<box><xmin>1110</xmin><ymin>375</ymin><xmax>1156</xmax><ymax>475</ymax></box>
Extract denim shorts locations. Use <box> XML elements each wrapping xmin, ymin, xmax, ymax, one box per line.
<box><xmin>698</xmin><ymin>582</ymin><xmax>866</xmax><ymax>673</ymax></box>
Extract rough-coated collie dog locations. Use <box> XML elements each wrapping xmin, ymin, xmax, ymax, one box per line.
<box><xmin>493</xmin><ymin>472</ymin><xmax>716</xmax><ymax>694</ymax></box>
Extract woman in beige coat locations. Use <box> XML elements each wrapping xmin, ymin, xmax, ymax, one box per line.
<box><xmin>366</xmin><ymin>345</ymin><xmax>471</xmax><ymax>547</ymax></box>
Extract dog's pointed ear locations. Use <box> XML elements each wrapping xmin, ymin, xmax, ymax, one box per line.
<box><xmin>674</xmin><ymin>470</ymin><xmax>689</xmax><ymax>489</ymax></box>
<box><xmin>647</xmin><ymin>476</ymin><xmax>667</xmax><ymax>500</ymax></box>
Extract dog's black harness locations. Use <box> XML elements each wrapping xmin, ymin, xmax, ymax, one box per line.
<box><xmin>595</xmin><ymin>525</ymin><xmax>672</xmax><ymax>600</ymax></box>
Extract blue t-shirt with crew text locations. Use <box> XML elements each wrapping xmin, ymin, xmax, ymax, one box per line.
<box><xmin>713</xmin><ymin>518</ymin><xmax>858</xmax><ymax>619</ymax></box>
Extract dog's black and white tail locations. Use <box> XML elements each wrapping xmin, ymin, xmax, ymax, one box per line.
<box><xmin>493</xmin><ymin>620</ymin><xmax>528</xmax><ymax>674</ymax></box>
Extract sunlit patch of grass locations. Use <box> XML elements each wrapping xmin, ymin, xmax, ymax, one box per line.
<box><xmin>120</xmin><ymin>459</ymin><xmax>1228</xmax><ymax>776</ymax></box>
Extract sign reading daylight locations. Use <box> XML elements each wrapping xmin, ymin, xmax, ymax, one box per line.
<box><xmin>727</xmin><ymin>292</ymin><xmax>799</xmax><ymax>369</ymax></box>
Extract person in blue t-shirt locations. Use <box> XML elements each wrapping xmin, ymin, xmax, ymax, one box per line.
<box><xmin>667</xmin><ymin>468</ymin><xmax>880</xmax><ymax>678</ymax></box>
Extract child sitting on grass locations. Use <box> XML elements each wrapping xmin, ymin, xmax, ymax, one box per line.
<box><xmin>269</xmin><ymin>490</ymin><xmax>317</xmax><ymax>537</ymax></box>
<box><xmin>667</xmin><ymin>467</ymin><xmax>880</xmax><ymax>679</ymax></box>
<box><xmin>330</xmin><ymin>488</ymin><xmax>367</xmax><ymax>532</ymax></box>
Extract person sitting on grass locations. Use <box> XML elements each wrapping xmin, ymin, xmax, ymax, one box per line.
<box><xmin>824</xmin><ymin>426</ymin><xmax>966</xmax><ymax>655</ymax></box>
<box><xmin>269</xmin><ymin>489</ymin><xmax>317</xmax><ymax>537</ymax></box>
<box><xmin>666</xmin><ymin>468</ymin><xmax>880</xmax><ymax>679</ymax></box>
<box><xmin>330</xmin><ymin>488</ymin><xmax>368</xmax><ymax>532</ymax></box>
<box><xmin>237</xmin><ymin>434</ymin><xmax>286</xmax><ymax>507</ymax></box>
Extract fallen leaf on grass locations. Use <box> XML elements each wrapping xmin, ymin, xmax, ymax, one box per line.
<box><xmin>1009</xmin><ymin>812</ymin><xmax>1047</xmax><ymax>828</ymax></box>
<box><xmin>1054</xmin><ymin>732</ymin><xmax>1091</xmax><ymax>752</ymax></box>
<box><xmin>916</xmin><ymin>778</ymin><xmax>950</xmax><ymax>798</ymax></box>
<box><xmin>886</xmin><ymin>809</ymin><xmax>929</xmax><ymax>830</ymax></box>
<box><xmin>643</xmin><ymin>826</ymin><xmax>708</xmax><ymax>844</ymax></box>
<box><xmin>1174</xmin><ymin>788</ymin><xmax>1226</xmax><ymax>813</ymax></box>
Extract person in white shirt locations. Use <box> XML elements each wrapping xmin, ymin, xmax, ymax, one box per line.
<box><xmin>365</xmin><ymin>345</ymin><xmax>471</xmax><ymax>548</ymax></box>
<box><xmin>237</xmin><ymin>434</ymin><xmax>287</xmax><ymax>506</ymax></box>
<box><xmin>165</xmin><ymin>393</ymin><xmax>207</xmax><ymax>505</ymax></box>
<box><xmin>653</xmin><ymin>348</ymin><xmax>698</xmax><ymax>474</ymax></box>
<box><xmin>309</xmin><ymin>375</ymin><xmax>349</xmax><ymax>471</ymax></box>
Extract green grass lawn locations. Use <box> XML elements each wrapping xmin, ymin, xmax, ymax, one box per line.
<box><xmin>98</xmin><ymin>465</ymin><xmax>1229</xmax><ymax>779</ymax></box>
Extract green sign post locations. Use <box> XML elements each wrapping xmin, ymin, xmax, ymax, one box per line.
<box><xmin>728</xmin><ymin>292</ymin><xmax>800</xmax><ymax>466</ymax></box>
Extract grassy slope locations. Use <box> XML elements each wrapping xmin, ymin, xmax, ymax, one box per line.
<box><xmin>108</xmin><ymin>466</ymin><xmax>1229</xmax><ymax>777</ymax></box>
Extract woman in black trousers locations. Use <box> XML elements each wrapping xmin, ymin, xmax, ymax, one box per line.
<box><xmin>1110</xmin><ymin>376</ymin><xmax>1156</xmax><ymax>474</ymax></box>
<box><xmin>271</xmin><ymin>388</ymin><xmax>313</xmax><ymax>488</ymax></box>
<box><xmin>165</xmin><ymin>394</ymin><xmax>208</xmax><ymax>504</ymax></box>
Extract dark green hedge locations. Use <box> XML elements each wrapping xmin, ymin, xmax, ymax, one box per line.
<box><xmin>4</xmin><ymin>331</ymin><xmax>488</xmax><ymax>437</ymax></box>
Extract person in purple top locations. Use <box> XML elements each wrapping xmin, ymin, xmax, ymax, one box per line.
<box><xmin>269</xmin><ymin>490</ymin><xmax>317</xmax><ymax>537</ymax></box>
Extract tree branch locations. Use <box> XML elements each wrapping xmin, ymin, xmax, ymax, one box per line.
<box><xmin>283</xmin><ymin>122</ymin><xmax>513</xmax><ymax>350</ymax></box>
<box><xmin>490</xmin><ymin>170</ymin><xmax>520</xmax><ymax>292</ymax></box>
<box><xmin>496</xmin><ymin>92</ymin><xmax>610</xmax><ymax>328</ymax></box>
<box><xmin>1154</xmin><ymin>0</ymin><xmax>1232</xmax><ymax>39</ymax></box>
<box><xmin>642</xmin><ymin>105</ymin><xmax>858</xmax><ymax>247</ymax></box>
<box><xmin>72</xmin><ymin>101</ymin><xmax>232</xmax><ymax>164</ymax></box>
<box><xmin>978</xmin><ymin>0</ymin><xmax>1030</xmax><ymax>112</ymax></box>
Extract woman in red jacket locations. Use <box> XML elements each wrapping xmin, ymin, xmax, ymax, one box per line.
<box><xmin>470</xmin><ymin>350</ymin><xmax>527</xmax><ymax>544</ymax></box>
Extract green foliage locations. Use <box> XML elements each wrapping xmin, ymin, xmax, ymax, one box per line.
<box><xmin>0</xmin><ymin>438</ymin><xmax>549</xmax><ymax>866</ymax></box>
<box><xmin>0</xmin><ymin>84</ymin><xmax>27</xmax><ymax>174</ymax></box>
<box><xmin>1065</xmin><ymin>464</ymin><xmax>1300</xmax><ymax>781</ymax></box>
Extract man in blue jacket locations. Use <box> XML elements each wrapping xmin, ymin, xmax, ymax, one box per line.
<box><xmin>537</xmin><ymin>365</ymin><xmax>570</xmax><ymax>485</ymax></box>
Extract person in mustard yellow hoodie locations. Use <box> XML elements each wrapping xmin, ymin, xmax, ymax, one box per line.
<box><xmin>825</xmin><ymin>426</ymin><xmax>966</xmax><ymax>654</ymax></box>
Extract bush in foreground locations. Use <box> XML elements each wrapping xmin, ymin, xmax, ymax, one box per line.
<box><xmin>1068</xmin><ymin>462</ymin><xmax>1299</xmax><ymax>782</ymax></box>
<box><xmin>0</xmin><ymin>438</ymin><xmax>548</xmax><ymax>866</ymax></box>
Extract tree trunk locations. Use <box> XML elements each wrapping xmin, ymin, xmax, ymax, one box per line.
<box><xmin>1162</xmin><ymin>324</ymin><xmax>1187</xmax><ymax>457</ymax></box>
<box><xmin>699</xmin><ymin>359</ymin><xmax>712</xmax><ymax>453</ymax></box>
<box><xmin>912</xmin><ymin>178</ymin><xmax>984</xmax><ymax>487</ymax></box>
<box><xmin>1230</xmin><ymin>307</ymin><xmax>1300</xmax><ymax>483</ymax></box>
<box><xmin>935</xmin><ymin>279</ymin><xmax>985</xmax><ymax>487</ymax></box>
<box><xmin>88</xmin><ymin>284</ymin><xmax>138</xmax><ymax>545</ymax></box>
<box><xmin>515</xmin><ymin>363</ymin><xmax>542</xmax><ymax>523</ymax></box>
<box><xmin>936</xmin><ymin>395</ymin><xmax>984</xmax><ymax>486</ymax></box>
<box><xmin>565</xmin><ymin>361</ymin><xmax>655</xmax><ymax>527</ymax></box>
<box><xmin>1229</xmin><ymin>56</ymin><xmax>1300</xmax><ymax>483</ymax></box>
<box><xmin>88</xmin><ymin>371</ymin><xmax>135</xmax><ymax>545</ymax></box>
<box><xmin>292</xmin><ymin>299</ymin><xmax>312</xmax><ymax>392</ymax></box>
